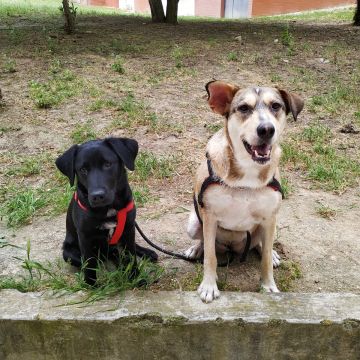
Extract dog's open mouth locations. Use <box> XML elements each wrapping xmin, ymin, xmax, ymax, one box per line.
<box><xmin>243</xmin><ymin>140</ymin><xmax>272</xmax><ymax>164</ymax></box>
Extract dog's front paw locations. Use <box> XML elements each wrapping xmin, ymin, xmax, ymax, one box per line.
<box><xmin>184</xmin><ymin>243</ymin><xmax>203</xmax><ymax>260</ymax></box>
<box><xmin>260</xmin><ymin>282</ymin><xmax>280</xmax><ymax>293</ymax></box>
<box><xmin>272</xmin><ymin>250</ymin><xmax>281</xmax><ymax>268</ymax></box>
<box><xmin>198</xmin><ymin>280</ymin><xmax>220</xmax><ymax>303</ymax></box>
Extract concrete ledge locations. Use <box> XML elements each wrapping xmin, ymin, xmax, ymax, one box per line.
<box><xmin>1</xmin><ymin>290</ymin><xmax>360</xmax><ymax>359</ymax></box>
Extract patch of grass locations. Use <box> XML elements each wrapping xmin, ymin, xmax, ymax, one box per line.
<box><xmin>112</xmin><ymin>93</ymin><xmax>163</xmax><ymax>132</ymax></box>
<box><xmin>315</xmin><ymin>201</ymin><xmax>337</xmax><ymax>220</ymax></box>
<box><xmin>132</xmin><ymin>151</ymin><xmax>178</xmax><ymax>182</ymax></box>
<box><xmin>205</xmin><ymin>122</ymin><xmax>223</xmax><ymax>134</ymax></box>
<box><xmin>311</xmin><ymin>85</ymin><xmax>360</xmax><ymax>116</ymax></box>
<box><xmin>281</xmin><ymin>124</ymin><xmax>360</xmax><ymax>192</ymax></box>
<box><xmin>171</xmin><ymin>45</ymin><xmax>185</xmax><ymax>69</ymax></box>
<box><xmin>8</xmin><ymin>27</ymin><xmax>25</xmax><ymax>45</ymax></box>
<box><xmin>88</xmin><ymin>98</ymin><xmax>117</xmax><ymax>112</ymax></box>
<box><xmin>281</xmin><ymin>23</ymin><xmax>295</xmax><ymax>55</ymax></box>
<box><xmin>110</xmin><ymin>38</ymin><xmax>143</xmax><ymax>54</ymax></box>
<box><xmin>227</xmin><ymin>51</ymin><xmax>238</xmax><ymax>62</ymax></box>
<box><xmin>0</xmin><ymin>186</ymin><xmax>48</xmax><ymax>227</ymax></box>
<box><xmin>276</xmin><ymin>260</ymin><xmax>302</xmax><ymax>292</ymax></box>
<box><xmin>70</xmin><ymin>121</ymin><xmax>97</xmax><ymax>144</ymax></box>
<box><xmin>0</xmin><ymin>240</ymin><xmax>163</xmax><ymax>304</ymax></box>
<box><xmin>4</xmin><ymin>153</ymin><xmax>52</xmax><ymax>178</ymax></box>
<box><xmin>258</xmin><ymin>7</ymin><xmax>354</xmax><ymax>23</ymax></box>
<box><xmin>45</xmin><ymin>180</ymin><xmax>74</xmax><ymax>216</ymax></box>
<box><xmin>111</xmin><ymin>55</ymin><xmax>125</xmax><ymax>74</ymax></box>
<box><xmin>179</xmin><ymin>264</ymin><xmax>203</xmax><ymax>291</ymax></box>
<box><xmin>29</xmin><ymin>69</ymin><xmax>80</xmax><ymax>109</ymax></box>
<box><xmin>2</xmin><ymin>57</ymin><xmax>17</xmax><ymax>73</ymax></box>
<box><xmin>280</xmin><ymin>175</ymin><xmax>292</xmax><ymax>199</ymax></box>
<box><xmin>132</xmin><ymin>185</ymin><xmax>152</xmax><ymax>207</ymax></box>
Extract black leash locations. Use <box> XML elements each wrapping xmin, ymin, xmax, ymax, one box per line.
<box><xmin>135</xmin><ymin>221</ymin><xmax>235</xmax><ymax>267</ymax></box>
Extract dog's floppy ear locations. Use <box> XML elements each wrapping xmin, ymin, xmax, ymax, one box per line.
<box><xmin>205</xmin><ymin>80</ymin><xmax>239</xmax><ymax>117</ymax></box>
<box><xmin>278</xmin><ymin>89</ymin><xmax>304</xmax><ymax>121</ymax></box>
<box><xmin>55</xmin><ymin>145</ymin><xmax>78</xmax><ymax>186</ymax></box>
<box><xmin>105</xmin><ymin>137</ymin><xmax>139</xmax><ymax>171</ymax></box>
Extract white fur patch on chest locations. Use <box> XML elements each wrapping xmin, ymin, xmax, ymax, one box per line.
<box><xmin>99</xmin><ymin>209</ymin><xmax>117</xmax><ymax>238</ymax></box>
<box><xmin>204</xmin><ymin>185</ymin><xmax>281</xmax><ymax>231</ymax></box>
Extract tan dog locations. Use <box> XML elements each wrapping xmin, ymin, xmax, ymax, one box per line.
<box><xmin>185</xmin><ymin>81</ymin><xmax>304</xmax><ymax>303</ymax></box>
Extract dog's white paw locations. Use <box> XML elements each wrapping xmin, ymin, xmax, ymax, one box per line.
<box><xmin>261</xmin><ymin>282</ymin><xmax>280</xmax><ymax>293</ymax></box>
<box><xmin>272</xmin><ymin>250</ymin><xmax>281</xmax><ymax>268</ymax></box>
<box><xmin>198</xmin><ymin>280</ymin><xmax>220</xmax><ymax>303</ymax></box>
<box><xmin>184</xmin><ymin>243</ymin><xmax>203</xmax><ymax>259</ymax></box>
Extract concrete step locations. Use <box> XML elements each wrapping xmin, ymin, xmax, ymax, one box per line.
<box><xmin>1</xmin><ymin>290</ymin><xmax>360</xmax><ymax>359</ymax></box>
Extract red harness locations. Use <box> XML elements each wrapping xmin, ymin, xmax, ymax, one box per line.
<box><xmin>73</xmin><ymin>192</ymin><xmax>134</xmax><ymax>246</ymax></box>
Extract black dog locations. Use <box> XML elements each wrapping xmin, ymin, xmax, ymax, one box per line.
<box><xmin>56</xmin><ymin>137</ymin><xmax>158</xmax><ymax>285</ymax></box>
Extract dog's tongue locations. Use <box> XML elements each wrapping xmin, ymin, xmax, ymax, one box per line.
<box><xmin>252</xmin><ymin>144</ymin><xmax>271</xmax><ymax>157</ymax></box>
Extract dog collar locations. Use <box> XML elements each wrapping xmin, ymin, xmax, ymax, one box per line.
<box><xmin>73</xmin><ymin>192</ymin><xmax>134</xmax><ymax>246</ymax></box>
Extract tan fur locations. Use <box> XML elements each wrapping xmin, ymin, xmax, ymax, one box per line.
<box><xmin>186</xmin><ymin>82</ymin><xmax>304</xmax><ymax>303</ymax></box>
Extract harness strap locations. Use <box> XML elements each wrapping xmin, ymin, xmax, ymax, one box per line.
<box><xmin>108</xmin><ymin>200</ymin><xmax>134</xmax><ymax>246</ymax></box>
<box><xmin>198</xmin><ymin>152</ymin><xmax>222</xmax><ymax>207</ymax></box>
<box><xmin>73</xmin><ymin>192</ymin><xmax>134</xmax><ymax>246</ymax></box>
<box><xmin>267</xmin><ymin>177</ymin><xmax>285</xmax><ymax>199</ymax></box>
<box><xmin>194</xmin><ymin>154</ymin><xmax>284</xmax><ymax>263</ymax></box>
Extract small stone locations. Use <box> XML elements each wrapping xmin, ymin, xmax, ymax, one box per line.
<box><xmin>274</xmin><ymin>39</ymin><xmax>279</xmax><ymax>43</ymax></box>
<box><xmin>283</xmin><ymin>59</ymin><xmax>289</xmax><ymax>63</ymax></box>
<box><xmin>235</xmin><ymin>35</ymin><xmax>242</xmax><ymax>42</ymax></box>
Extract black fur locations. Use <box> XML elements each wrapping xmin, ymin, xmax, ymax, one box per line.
<box><xmin>56</xmin><ymin>137</ymin><xmax>158</xmax><ymax>285</ymax></box>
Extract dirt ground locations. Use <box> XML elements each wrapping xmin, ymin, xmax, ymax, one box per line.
<box><xmin>0</xmin><ymin>9</ymin><xmax>359</xmax><ymax>293</ymax></box>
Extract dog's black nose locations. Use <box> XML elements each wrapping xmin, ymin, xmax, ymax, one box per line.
<box><xmin>89</xmin><ymin>190</ymin><xmax>106</xmax><ymax>205</ymax></box>
<box><xmin>257</xmin><ymin>123</ymin><xmax>275</xmax><ymax>141</ymax></box>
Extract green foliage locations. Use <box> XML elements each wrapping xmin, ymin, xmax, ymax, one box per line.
<box><xmin>227</xmin><ymin>51</ymin><xmax>238</xmax><ymax>61</ymax></box>
<box><xmin>0</xmin><ymin>240</ymin><xmax>163</xmax><ymax>304</ymax></box>
<box><xmin>70</xmin><ymin>121</ymin><xmax>97</xmax><ymax>144</ymax></box>
<box><xmin>3</xmin><ymin>57</ymin><xmax>17</xmax><ymax>73</ymax></box>
<box><xmin>112</xmin><ymin>93</ymin><xmax>162</xmax><ymax>132</ymax></box>
<box><xmin>111</xmin><ymin>55</ymin><xmax>125</xmax><ymax>74</ymax></box>
<box><xmin>29</xmin><ymin>70</ymin><xmax>80</xmax><ymax>108</ymax></box>
<box><xmin>171</xmin><ymin>45</ymin><xmax>185</xmax><ymax>68</ymax></box>
<box><xmin>276</xmin><ymin>260</ymin><xmax>302</xmax><ymax>292</ymax></box>
<box><xmin>281</xmin><ymin>23</ymin><xmax>295</xmax><ymax>55</ymax></box>
<box><xmin>132</xmin><ymin>152</ymin><xmax>177</xmax><ymax>182</ymax></box>
<box><xmin>0</xmin><ymin>187</ymin><xmax>48</xmax><ymax>227</ymax></box>
<box><xmin>282</xmin><ymin>124</ymin><xmax>360</xmax><ymax>192</ymax></box>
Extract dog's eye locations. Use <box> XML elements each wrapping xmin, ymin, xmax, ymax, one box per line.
<box><xmin>104</xmin><ymin>161</ymin><xmax>112</xmax><ymax>169</ymax></box>
<box><xmin>238</xmin><ymin>104</ymin><xmax>250</xmax><ymax>113</ymax></box>
<box><xmin>271</xmin><ymin>102</ymin><xmax>282</xmax><ymax>111</ymax></box>
<box><xmin>80</xmin><ymin>167</ymin><xmax>88</xmax><ymax>175</ymax></box>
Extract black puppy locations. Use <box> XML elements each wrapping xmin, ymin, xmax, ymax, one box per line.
<box><xmin>56</xmin><ymin>137</ymin><xmax>158</xmax><ymax>285</ymax></box>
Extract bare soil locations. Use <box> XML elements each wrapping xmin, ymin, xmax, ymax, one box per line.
<box><xmin>0</xmin><ymin>13</ymin><xmax>359</xmax><ymax>293</ymax></box>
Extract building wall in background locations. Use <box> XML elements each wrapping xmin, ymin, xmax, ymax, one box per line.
<box><xmin>251</xmin><ymin>0</ymin><xmax>355</xmax><ymax>16</ymax></box>
<box><xmin>195</xmin><ymin>0</ymin><xmax>225</xmax><ymax>17</ymax></box>
<box><xmin>85</xmin><ymin>0</ymin><xmax>355</xmax><ymax>18</ymax></box>
<box><xmin>89</xmin><ymin>0</ymin><xmax>119</xmax><ymax>7</ymax></box>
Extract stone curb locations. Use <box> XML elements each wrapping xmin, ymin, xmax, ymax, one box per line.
<box><xmin>1</xmin><ymin>290</ymin><xmax>359</xmax><ymax>359</ymax></box>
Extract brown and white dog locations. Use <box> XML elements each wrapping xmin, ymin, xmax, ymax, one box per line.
<box><xmin>185</xmin><ymin>81</ymin><xmax>304</xmax><ymax>302</ymax></box>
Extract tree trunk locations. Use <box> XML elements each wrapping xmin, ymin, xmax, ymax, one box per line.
<box><xmin>165</xmin><ymin>0</ymin><xmax>179</xmax><ymax>24</ymax></box>
<box><xmin>63</xmin><ymin>0</ymin><xmax>76</xmax><ymax>34</ymax></box>
<box><xmin>354</xmin><ymin>0</ymin><xmax>360</xmax><ymax>26</ymax></box>
<box><xmin>149</xmin><ymin>0</ymin><xmax>165</xmax><ymax>23</ymax></box>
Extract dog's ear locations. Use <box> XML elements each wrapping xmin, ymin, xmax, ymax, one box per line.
<box><xmin>278</xmin><ymin>89</ymin><xmax>304</xmax><ymax>121</ymax></box>
<box><xmin>105</xmin><ymin>137</ymin><xmax>139</xmax><ymax>171</ymax></box>
<box><xmin>205</xmin><ymin>80</ymin><xmax>239</xmax><ymax>117</ymax></box>
<box><xmin>55</xmin><ymin>145</ymin><xmax>78</xmax><ymax>186</ymax></box>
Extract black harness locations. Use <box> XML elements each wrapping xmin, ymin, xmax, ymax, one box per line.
<box><xmin>193</xmin><ymin>153</ymin><xmax>284</xmax><ymax>263</ymax></box>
